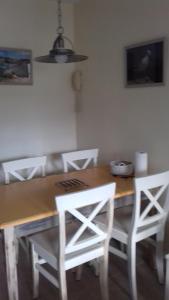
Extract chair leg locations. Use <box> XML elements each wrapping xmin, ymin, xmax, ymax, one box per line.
<box><xmin>128</xmin><ymin>240</ymin><xmax>137</xmax><ymax>300</ymax></box>
<box><xmin>76</xmin><ymin>266</ymin><xmax>83</xmax><ymax>280</ymax></box>
<box><xmin>94</xmin><ymin>258</ymin><xmax>100</xmax><ymax>276</ymax></box>
<box><xmin>155</xmin><ymin>231</ymin><xmax>165</xmax><ymax>284</ymax></box>
<box><xmin>120</xmin><ymin>242</ymin><xmax>125</xmax><ymax>253</ymax></box>
<box><xmin>88</xmin><ymin>259</ymin><xmax>100</xmax><ymax>276</ymax></box>
<box><xmin>15</xmin><ymin>239</ymin><xmax>19</xmax><ymax>264</ymax></box>
<box><xmin>59</xmin><ymin>268</ymin><xmax>68</xmax><ymax>300</ymax></box>
<box><xmin>165</xmin><ymin>256</ymin><xmax>169</xmax><ymax>300</ymax></box>
<box><xmin>31</xmin><ymin>245</ymin><xmax>39</xmax><ymax>299</ymax></box>
<box><xmin>19</xmin><ymin>237</ymin><xmax>30</xmax><ymax>262</ymax></box>
<box><xmin>99</xmin><ymin>255</ymin><xmax>109</xmax><ymax>300</ymax></box>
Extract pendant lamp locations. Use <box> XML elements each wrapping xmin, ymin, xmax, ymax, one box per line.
<box><xmin>35</xmin><ymin>0</ymin><xmax>88</xmax><ymax>64</ymax></box>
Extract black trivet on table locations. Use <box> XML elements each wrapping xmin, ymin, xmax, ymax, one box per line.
<box><xmin>57</xmin><ymin>178</ymin><xmax>89</xmax><ymax>192</ymax></box>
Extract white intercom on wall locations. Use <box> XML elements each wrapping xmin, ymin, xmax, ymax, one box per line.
<box><xmin>71</xmin><ymin>70</ymin><xmax>82</xmax><ymax>92</ymax></box>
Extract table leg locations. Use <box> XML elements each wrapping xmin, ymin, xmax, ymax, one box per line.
<box><xmin>4</xmin><ymin>227</ymin><xmax>18</xmax><ymax>300</ymax></box>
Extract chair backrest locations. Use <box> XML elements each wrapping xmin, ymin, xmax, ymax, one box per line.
<box><xmin>61</xmin><ymin>149</ymin><xmax>99</xmax><ymax>173</ymax></box>
<box><xmin>56</xmin><ymin>183</ymin><xmax>115</xmax><ymax>258</ymax></box>
<box><xmin>2</xmin><ymin>156</ymin><xmax>47</xmax><ymax>184</ymax></box>
<box><xmin>131</xmin><ymin>171</ymin><xmax>169</xmax><ymax>235</ymax></box>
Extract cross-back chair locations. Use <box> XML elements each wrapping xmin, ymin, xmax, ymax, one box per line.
<box><xmin>29</xmin><ymin>183</ymin><xmax>116</xmax><ymax>300</ymax></box>
<box><xmin>2</xmin><ymin>156</ymin><xmax>58</xmax><ymax>254</ymax></box>
<box><xmin>2</xmin><ymin>156</ymin><xmax>46</xmax><ymax>184</ymax></box>
<box><xmin>98</xmin><ymin>171</ymin><xmax>169</xmax><ymax>300</ymax></box>
<box><xmin>61</xmin><ymin>149</ymin><xmax>99</xmax><ymax>173</ymax></box>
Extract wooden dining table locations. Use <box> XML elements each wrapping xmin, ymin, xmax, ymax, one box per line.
<box><xmin>0</xmin><ymin>165</ymin><xmax>134</xmax><ymax>300</ymax></box>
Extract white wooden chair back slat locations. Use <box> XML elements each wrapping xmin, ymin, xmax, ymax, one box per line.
<box><xmin>9</xmin><ymin>170</ymin><xmax>25</xmax><ymax>182</ymax></box>
<box><xmin>82</xmin><ymin>157</ymin><xmax>93</xmax><ymax>169</ymax></box>
<box><xmin>138</xmin><ymin>214</ymin><xmax>165</xmax><ymax>228</ymax></box>
<box><xmin>2</xmin><ymin>156</ymin><xmax>46</xmax><ymax>184</ymax></box>
<box><xmin>56</xmin><ymin>183</ymin><xmax>115</xmax><ymax>257</ymax></box>
<box><xmin>66</xmin><ymin>198</ymin><xmax>108</xmax><ymax>252</ymax></box>
<box><xmin>132</xmin><ymin>171</ymin><xmax>169</xmax><ymax>233</ymax></box>
<box><xmin>66</xmin><ymin>160</ymin><xmax>81</xmax><ymax>171</ymax></box>
<box><xmin>138</xmin><ymin>188</ymin><xmax>166</xmax><ymax>228</ymax></box>
<box><xmin>61</xmin><ymin>149</ymin><xmax>99</xmax><ymax>173</ymax></box>
<box><xmin>27</xmin><ymin>166</ymin><xmax>40</xmax><ymax>180</ymax></box>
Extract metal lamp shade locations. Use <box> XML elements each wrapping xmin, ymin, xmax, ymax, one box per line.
<box><xmin>35</xmin><ymin>34</ymin><xmax>88</xmax><ymax>64</ymax></box>
<box><xmin>35</xmin><ymin>49</ymin><xmax>88</xmax><ymax>63</ymax></box>
<box><xmin>35</xmin><ymin>0</ymin><xmax>88</xmax><ymax>64</ymax></box>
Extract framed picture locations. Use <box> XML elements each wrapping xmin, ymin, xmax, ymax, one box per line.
<box><xmin>0</xmin><ymin>47</ymin><xmax>32</xmax><ymax>85</ymax></box>
<box><xmin>125</xmin><ymin>38</ymin><xmax>165</xmax><ymax>87</ymax></box>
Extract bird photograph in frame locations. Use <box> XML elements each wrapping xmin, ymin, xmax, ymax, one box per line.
<box><xmin>125</xmin><ymin>38</ymin><xmax>165</xmax><ymax>87</ymax></box>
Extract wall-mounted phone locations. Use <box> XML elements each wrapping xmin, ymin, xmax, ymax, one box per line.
<box><xmin>71</xmin><ymin>70</ymin><xmax>82</xmax><ymax>92</ymax></box>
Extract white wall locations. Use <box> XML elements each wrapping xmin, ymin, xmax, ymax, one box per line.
<box><xmin>75</xmin><ymin>0</ymin><xmax>169</xmax><ymax>172</ymax></box>
<box><xmin>0</xmin><ymin>0</ymin><xmax>77</xmax><ymax>179</ymax></box>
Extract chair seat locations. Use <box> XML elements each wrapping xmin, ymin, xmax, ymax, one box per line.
<box><xmin>96</xmin><ymin>203</ymin><xmax>161</xmax><ymax>245</ymax></box>
<box><xmin>114</xmin><ymin>205</ymin><xmax>132</xmax><ymax>233</ymax></box>
<box><xmin>95</xmin><ymin>205</ymin><xmax>133</xmax><ymax>244</ymax></box>
<box><xmin>15</xmin><ymin>216</ymin><xmax>59</xmax><ymax>238</ymax></box>
<box><xmin>112</xmin><ymin>205</ymin><xmax>133</xmax><ymax>243</ymax></box>
<box><xmin>113</xmin><ymin>200</ymin><xmax>151</xmax><ymax>236</ymax></box>
<box><xmin>29</xmin><ymin>220</ymin><xmax>103</xmax><ymax>270</ymax></box>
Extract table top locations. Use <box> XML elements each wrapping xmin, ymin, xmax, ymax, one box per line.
<box><xmin>0</xmin><ymin>165</ymin><xmax>134</xmax><ymax>229</ymax></box>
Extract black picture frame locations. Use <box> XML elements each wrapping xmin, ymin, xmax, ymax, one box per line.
<box><xmin>0</xmin><ymin>47</ymin><xmax>32</xmax><ymax>85</ymax></box>
<box><xmin>125</xmin><ymin>38</ymin><xmax>165</xmax><ymax>87</ymax></box>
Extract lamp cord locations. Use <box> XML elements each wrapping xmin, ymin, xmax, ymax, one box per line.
<box><xmin>57</xmin><ymin>0</ymin><xmax>64</xmax><ymax>34</ymax></box>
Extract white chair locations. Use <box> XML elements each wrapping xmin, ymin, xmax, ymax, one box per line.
<box><xmin>29</xmin><ymin>183</ymin><xmax>116</xmax><ymax>300</ymax></box>
<box><xmin>97</xmin><ymin>171</ymin><xmax>169</xmax><ymax>300</ymax></box>
<box><xmin>2</xmin><ymin>156</ymin><xmax>46</xmax><ymax>184</ymax></box>
<box><xmin>2</xmin><ymin>157</ymin><xmax>58</xmax><ymax>249</ymax></box>
<box><xmin>61</xmin><ymin>149</ymin><xmax>99</xmax><ymax>173</ymax></box>
<box><xmin>165</xmin><ymin>254</ymin><xmax>169</xmax><ymax>300</ymax></box>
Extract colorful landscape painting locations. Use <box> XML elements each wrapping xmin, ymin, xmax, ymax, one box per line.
<box><xmin>0</xmin><ymin>48</ymin><xmax>32</xmax><ymax>85</ymax></box>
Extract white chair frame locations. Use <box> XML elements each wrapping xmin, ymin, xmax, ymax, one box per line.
<box><xmin>2</xmin><ymin>156</ymin><xmax>46</xmax><ymax>184</ymax></box>
<box><xmin>2</xmin><ymin>156</ymin><xmax>58</xmax><ymax>254</ymax></box>
<box><xmin>109</xmin><ymin>171</ymin><xmax>169</xmax><ymax>300</ymax></box>
<box><xmin>29</xmin><ymin>183</ymin><xmax>116</xmax><ymax>300</ymax></box>
<box><xmin>61</xmin><ymin>149</ymin><xmax>99</xmax><ymax>173</ymax></box>
<box><xmin>165</xmin><ymin>254</ymin><xmax>169</xmax><ymax>300</ymax></box>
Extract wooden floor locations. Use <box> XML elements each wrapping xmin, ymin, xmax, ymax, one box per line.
<box><xmin>0</xmin><ymin>233</ymin><xmax>167</xmax><ymax>300</ymax></box>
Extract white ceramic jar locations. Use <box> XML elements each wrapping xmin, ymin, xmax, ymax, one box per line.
<box><xmin>110</xmin><ymin>161</ymin><xmax>133</xmax><ymax>176</ymax></box>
